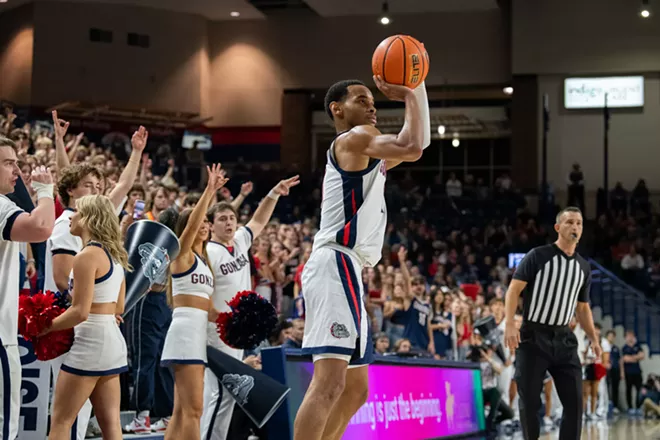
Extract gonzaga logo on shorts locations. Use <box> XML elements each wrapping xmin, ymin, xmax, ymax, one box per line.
<box><xmin>138</xmin><ymin>242</ymin><xmax>170</xmax><ymax>286</ymax></box>
<box><xmin>330</xmin><ymin>322</ymin><xmax>350</xmax><ymax>339</ymax></box>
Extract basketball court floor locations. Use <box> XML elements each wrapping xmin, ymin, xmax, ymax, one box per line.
<box><xmin>503</xmin><ymin>417</ymin><xmax>660</xmax><ymax>439</ymax></box>
<box><xmin>94</xmin><ymin>417</ymin><xmax>659</xmax><ymax>439</ymax></box>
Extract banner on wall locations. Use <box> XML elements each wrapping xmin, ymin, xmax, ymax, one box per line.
<box><xmin>564</xmin><ymin>76</ymin><xmax>644</xmax><ymax>109</ymax></box>
<box><xmin>18</xmin><ymin>336</ymin><xmax>51</xmax><ymax>440</ymax></box>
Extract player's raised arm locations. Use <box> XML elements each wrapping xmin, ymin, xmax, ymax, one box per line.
<box><xmin>347</xmin><ymin>75</ymin><xmax>425</xmax><ymax>163</ymax></box>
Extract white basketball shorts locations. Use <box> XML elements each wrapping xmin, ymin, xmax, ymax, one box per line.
<box><xmin>300</xmin><ymin>247</ymin><xmax>373</xmax><ymax>366</ymax></box>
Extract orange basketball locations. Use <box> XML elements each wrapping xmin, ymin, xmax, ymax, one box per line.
<box><xmin>372</xmin><ymin>35</ymin><xmax>429</xmax><ymax>89</ymax></box>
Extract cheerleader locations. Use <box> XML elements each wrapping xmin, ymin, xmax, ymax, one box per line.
<box><xmin>161</xmin><ymin>164</ymin><xmax>227</xmax><ymax>440</ymax></box>
<box><xmin>43</xmin><ymin>195</ymin><xmax>131</xmax><ymax>440</ymax></box>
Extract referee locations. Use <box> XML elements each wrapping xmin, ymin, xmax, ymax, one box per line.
<box><xmin>504</xmin><ymin>207</ymin><xmax>601</xmax><ymax>440</ymax></box>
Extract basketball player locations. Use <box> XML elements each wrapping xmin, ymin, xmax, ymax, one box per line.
<box><xmin>293</xmin><ymin>75</ymin><xmax>430</xmax><ymax>440</ymax></box>
<box><xmin>0</xmin><ymin>136</ymin><xmax>55</xmax><ymax>440</ymax></box>
<box><xmin>46</xmin><ymin>120</ymin><xmax>147</xmax><ymax>440</ymax></box>
<box><xmin>201</xmin><ymin>176</ymin><xmax>299</xmax><ymax>440</ymax></box>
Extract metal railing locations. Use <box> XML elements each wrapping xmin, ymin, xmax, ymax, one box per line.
<box><xmin>589</xmin><ymin>259</ymin><xmax>660</xmax><ymax>354</ymax></box>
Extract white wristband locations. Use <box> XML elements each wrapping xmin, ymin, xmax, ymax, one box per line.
<box><xmin>267</xmin><ymin>189</ymin><xmax>280</xmax><ymax>201</ymax></box>
<box><xmin>31</xmin><ymin>181</ymin><xmax>54</xmax><ymax>201</ymax></box>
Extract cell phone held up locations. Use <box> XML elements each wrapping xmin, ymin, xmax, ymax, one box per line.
<box><xmin>133</xmin><ymin>199</ymin><xmax>145</xmax><ymax>220</ymax></box>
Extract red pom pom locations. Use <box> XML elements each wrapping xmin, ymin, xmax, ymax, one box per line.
<box><xmin>215</xmin><ymin>312</ymin><xmax>232</xmax><ymax>339</ymax></box>
<box><xmin>227</xmin><ymin>290</ymin><xmax>252</xmax><ymax>310</ymax></box>
<box><xmin>18</xmin><ymin>291</ymin><xmax>62</xmax><ymax>340</ymax></box>
<box><xmin>32</xmin><ymin>330</ymin><xmax>73</xmax><ymax>361</ymax></box>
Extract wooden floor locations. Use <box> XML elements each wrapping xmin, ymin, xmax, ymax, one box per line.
<box><xmin>500</xmin><ymin>417</ymin><xmax>660</xmax><ymax>439</ymax></box>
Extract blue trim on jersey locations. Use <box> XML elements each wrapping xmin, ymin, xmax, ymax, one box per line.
<box><xmin>172</xmin><ymin>256</ymin><xmax>198</xmax><ymax>278</ymax></box>
<box><xmin>71</xmin><ymin>418</ymin><xmax>77</xmax><ymax>440</ymax></box>
<box><xmin>208</xmin><ymin>241</ymin><xmax>235</xmax><ymax>257</ymax></box>
<box><xmin>61</xmin><ymin>364</ymin><xmax>128</xmax><ymax>376</ymax></box>
<box><xmin>0</xmin><ymin>341</ymin><xmax>10</xmax><ymax>440</ymax></box>
<box><xmin>335</xmin><ymin>175</ymin><xmax>364</xmax><ymax>249</ymax></box>
<box><xmin>335</xmin><ymin>251</ymin><xmax>361</xmax><ymax>332</ymax></box>
<box><xmin>243</xmin><ymin>226</ymin><xmax>253</xmax><ymax>242</ymax></box>
<box><xmin>2</xmin><ymin>210</ymin><xmax>22</xmax><ymax>241</ymax></box>
<box><xmin>86</xmin><ymin>242</ymin><xmax>114</xmax><ymax>283</ymax></box>
<box><xmin>328</xmin><ymin>149</ymin><xmax>380</xmax><ymax>178</ymax></box>
<box><xmin>52</xmin><ymin>248</ymin><xmax>77</xmax><ymax>256</ymax></box>
<box><xmin>193</xmin><ymin>251</ymin><xmax>207</xmax><ymax>266</ymax></box>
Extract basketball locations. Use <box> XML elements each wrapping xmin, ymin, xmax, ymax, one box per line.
<box><xmin>372</xmin><ymin>35</ymin><xmax>429</xmax><ymax>89</ymax></box>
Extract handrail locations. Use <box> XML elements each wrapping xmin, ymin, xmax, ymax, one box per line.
<box><xmin>589</xmin><ymin>259</ymin><xmax>657</xmax><ymax>309</ymax></box>
<box><xmin>588</xmin><ymin>258</ymin><xmax>660</xmax><ymax>354</ymax></box>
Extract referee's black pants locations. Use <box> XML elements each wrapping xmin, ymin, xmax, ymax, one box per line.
<box><xmin>515</xmin><ymin>325</ymin><xmax>582</xmax><ymax>440</ymax></box>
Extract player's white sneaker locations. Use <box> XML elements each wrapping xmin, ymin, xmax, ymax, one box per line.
<box><xmin>151</xmin><ymin>418</ymin><xmax>169</xmax><ymax>433</ymax></box>
<box><xmin>124</xmin><ymin>415</ymin><xmax>151</xmax><ymax>434</ymax></box>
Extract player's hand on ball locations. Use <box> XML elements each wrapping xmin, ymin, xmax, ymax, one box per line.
<box><xmin>504</xmin><ymin>321</ymin><xmax>520</xmax><ymax>351</ymax></box>
<box><xmin>31</xmin><ymin>166</ymin><xmax>54</xmax><ymax>185</ymax></box>
<box><xmin>273</xmin><ymin>175</ymin><xmax>300</xmax><ymax>196</ymax></box>
<box><xmin>373</xmin><ymin>75</ymin><xmax>413</xmax><ymax>102</ymax></box>
<box><xmin>206</xmin><ymin>163</ymin><xmax>229</xmax><ymax>191</ymax></box>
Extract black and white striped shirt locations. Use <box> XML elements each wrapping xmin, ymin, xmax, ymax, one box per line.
<box><xmin>513</xmin><ymin>244</ymin><xmax>591</xmax><ymax>327</ymax></box>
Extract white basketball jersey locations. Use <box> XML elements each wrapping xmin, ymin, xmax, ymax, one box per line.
<box><xmin>312</xmin><ymin>134</ymin><xmax>388</xmax><ymax>266</ymax></box>
<box><xmin>44</xmin><ymin>209</ymin><xmax>82</xmax><ymax>295</ymax></box>
<box><xmin>207</xmin><ymin>226</ymin><xmax>253</xmax><ymax>313</ymax></box>
<box><xmin>0</xmin><ymin>195</ymin><xmax>23</xmax><ymax>346</ymax></box>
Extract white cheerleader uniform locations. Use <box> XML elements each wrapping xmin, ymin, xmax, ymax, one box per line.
<box><xmin>161</xmin><ymin>252</ymin><xmax>214</xmax><ymax>366</ymax></box>
<box><xmin>61</xmin><ymin>242</ymin><xmax>128</xmax><ymax>376</ymax></box>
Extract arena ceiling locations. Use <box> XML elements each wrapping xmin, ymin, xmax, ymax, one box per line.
<box><xmin>0</xmin><ymin>0</ymin><xmax>500</xmax><ymax>20</ymax></box>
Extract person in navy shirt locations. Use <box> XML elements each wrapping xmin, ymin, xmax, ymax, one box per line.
<box><xmin>392</xmin><ymin>274</ymin><xmax>432</xmax><ymax>352</ymax></box>
<box><xmin>604</xmin><ymin>330</ymin><xmax>622</xmax><ymax>412</ymax></box>
<box><xmin>430</xmin><ymin>289</ymin><xmax>453</xmax><ymax>359</ymax></box>
<box><xmin>622</xmin><ymin>329</ymin><xmax>645</xmax><ymax>414</ymax></box>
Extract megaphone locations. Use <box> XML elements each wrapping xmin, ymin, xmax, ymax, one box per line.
<box><xmin>206</xmin><ymin>346</ymin><xmax>290</xmax><ymax>428</ymax></box>
<box><xmin>123</xmin><ymin>220</ymin><xmax>180</xmax><ymax>316</ymax></box>
<box><xmin>473</xmin><ymin>315</ymin><xmax>506</xmax><ymax>363</ymax></box>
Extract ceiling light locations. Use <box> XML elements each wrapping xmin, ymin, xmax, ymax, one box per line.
<box><xmin>641</xmin><ymin>0</ymin><xmax>651</xmax><ymax>17</ymax></box>
<box><xmin>503</xmin><ymin>86</ymin><xmax>514</xmax><ymax>95</ymax></box>
<box><xmin>230</xmin><ymin>11</ymin><xmax>240</xmax><ymax>17</ymax></box>
<box><xmin>380</xmin><ymin>2</ymin><xmax>390</xmax><ymax>25</ymax></box>
<box><xmin>437</xmin><ymin>125</ymin><xmax>446</xmax><ymax>135</ymax></box>
<box><xmin>452</xmin><ymin>138</ymin><xmax>460</xmax><ymax>148</ymax></box>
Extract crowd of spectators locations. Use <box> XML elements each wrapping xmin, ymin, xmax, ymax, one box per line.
<box><xmin>0</xmin><ymin>105</ymin><xmax>556</xmax><ymax>436</ymax></box>
<box><xmin>7</xmin><ymin>106</ymin><xmax>659</xmax><ymax>439</ymax></box>
<box><xmin>591</xmin><ymin>178</ymin><xmax>660</xmax><ymax>297</ymax></box>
